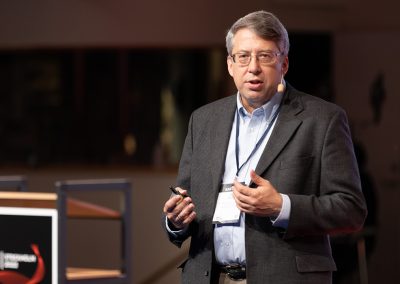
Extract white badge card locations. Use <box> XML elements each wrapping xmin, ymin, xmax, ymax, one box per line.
<box><xmin>212</xmin><ymin>184</ymin><xmax>240</xmax><ymax>224</ymax></box>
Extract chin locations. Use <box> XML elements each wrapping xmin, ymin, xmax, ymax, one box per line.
<box><xmin>246</xmin><ymin>92</ymin><xmax>269</xmax><ymax>101</ymax></box>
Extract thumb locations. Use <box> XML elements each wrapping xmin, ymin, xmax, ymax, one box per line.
<box><xmin>250</xmin><ymin>170</ymin><xmax>268</xmax><ymax>186</ymax></box>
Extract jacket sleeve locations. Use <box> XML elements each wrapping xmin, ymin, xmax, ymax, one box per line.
<box><xmin>161</xmin><ymin>114</ymin><xmax>194</xmax><ymax>247</ymax></box>
<box><xmin>284</xmin><ymin>108</ymin><xmax>367</xmax><ymax>238</ymax></box>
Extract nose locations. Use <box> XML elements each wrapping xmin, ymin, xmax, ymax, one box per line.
<box><xmin>247</xmin><ymin>55</ymin><xmax>261</xmax><ymax>74</ymax></box>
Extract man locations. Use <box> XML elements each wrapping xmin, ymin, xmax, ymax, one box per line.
<box><xmin>163</xmin><ymin>10</ymin><xmax>367</xmax><ymax>284</ymax></box>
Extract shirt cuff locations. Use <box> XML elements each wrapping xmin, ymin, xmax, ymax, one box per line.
<box><xmin>270</xmin><ymin>194</ymin><xmax>291</xmax><ymax>229</ymax></box>
<box><xmin>165</xmin><ymin>216</ymin><xmax>189</xmax><ymax>237</ymax></box>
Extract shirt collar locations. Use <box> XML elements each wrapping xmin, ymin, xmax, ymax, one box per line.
<box><xmin>236</xmin><ymin>89</ymin><xmax>284</xmax><ymax>122</ymax></box>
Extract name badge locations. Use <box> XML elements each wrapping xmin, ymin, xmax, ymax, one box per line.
<box><xmin>212</xmin><ymin>184</ymin><xmax>240</xmax><ymax>224</ymax></box>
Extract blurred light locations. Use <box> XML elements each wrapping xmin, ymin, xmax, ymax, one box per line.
<box><xmin>123</xmin><ymin>134</ymin><xmax>137</xmax><ymax>156</ymax></box>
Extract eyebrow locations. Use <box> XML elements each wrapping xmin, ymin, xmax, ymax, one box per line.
<box><xmin>235</xmin><ymin>49</ymin><xmax>277</xmax><ymax>54</ymax></box>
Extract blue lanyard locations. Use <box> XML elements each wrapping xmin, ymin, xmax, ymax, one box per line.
<box><xmin>235</xmin><ymin>103</ymin><xmax>282</xmax><ymax>177</ymax></box>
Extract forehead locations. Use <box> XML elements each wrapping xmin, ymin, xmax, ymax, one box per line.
<box><xmin>232</xmin><ymin>28</ymin><xmax>279</xmax><ymax>52</ymax></box>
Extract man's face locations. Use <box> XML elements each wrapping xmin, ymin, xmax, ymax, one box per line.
<box><xmin>227</xmin><ymin>28</ymin><xmax>289</xmax><ymax>112</ymax></box>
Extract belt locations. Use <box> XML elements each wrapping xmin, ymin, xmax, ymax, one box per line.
<box><xmin>219</xmin><ymin>264</ymin><xmax>246</xmax><ymax>281</ymax></box>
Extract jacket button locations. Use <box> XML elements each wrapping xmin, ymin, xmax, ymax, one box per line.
<box><xmin>204</xmin><ymin>271</ymin><xmax>209</xmax><ymax>276</ymax></box>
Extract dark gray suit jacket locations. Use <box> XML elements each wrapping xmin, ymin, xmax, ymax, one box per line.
<box><xmin>164</xmin><ymin>84</ymin><xmax>367</xmax><ymax>284</ymax></box>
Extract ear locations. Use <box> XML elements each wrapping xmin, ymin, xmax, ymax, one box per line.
<box><xmin>227</xmin><ymin>56</ymin><xmax>234</xmax><ymax>77</ymax></box>
<box><xmin>281</xmin><ymin>56</ymin><xmax>289</xmax><ymax>75</ymax></box>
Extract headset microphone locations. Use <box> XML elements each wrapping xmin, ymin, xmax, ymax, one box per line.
<box><xmin>277</xmin><ymin>74</ymin><xmax>285</xmax><ymax>93</ymax></box>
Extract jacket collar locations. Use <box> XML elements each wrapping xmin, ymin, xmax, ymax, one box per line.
<box><xmin>254</xmin><ymin>84</ymin><xmax>304</xmax><ymax>179</ymax></box>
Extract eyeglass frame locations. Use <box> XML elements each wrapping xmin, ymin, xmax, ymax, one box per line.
<box><xmin>229</xmin><ymin>50</ymin><xmax>284</xmax><ymax>66</ymax></box>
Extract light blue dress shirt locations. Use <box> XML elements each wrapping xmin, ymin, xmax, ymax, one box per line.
<box><xmin>213</xmin><ymin>91</ymin><xmax>291</xmax><ymax>265</ymax></box>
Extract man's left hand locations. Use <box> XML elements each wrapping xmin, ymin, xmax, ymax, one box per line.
<box><xmin>232</xmin><ymin>170</ymin><xmax>282</xmax><ymax>217</ymax></box>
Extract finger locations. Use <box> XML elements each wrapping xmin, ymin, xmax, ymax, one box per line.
<box><xmin>232</xmin><ymin>186</ymin><xmax>246</xmax><ymax>202</ymax></box>
<box><xmin>172</xmin><ymin>203</ymin><xmax>196</xmax><ymax>228</ymax></box>
<box><xmin>250</xmin><ymin>170</ymin><xmax>269</xmax><ymax>187</ymax></box>
<box><xmin>173</xmin><ymin>197</ymin><xmax>193</xmax><ymax>217</ymax></box>
<box><xmin>163</xmin><ymin>195</ymin><xmax>184</xmax><ymax>213</ymax></box>
<box><xmin>175</xmin><ymin>187</ymin><xmax>189</xmax><ymax>197</ymax></box>
<box><xmin>232</xmin><ymin>190</ymin><xmax>243</xmax><ymax>207</ymax></box>
<box><xmin>232</xmin><ymin>198</ymin><xmax>252</xmax><ymax>214</ymax></box>
<box><xmin>232</xmin><ymin>188</ymin><xmax>251</xmax><ymax>210</ymax></box>
<box><xmin>164</xmin><ymin>194</ymin><xmax>192</xmax><ymax>215</ymax></box>
<box><xmin>176</xmin><ymin>203</ymin><xmax>195</xmax><ymax>222</ymax></box>
<box><xmin>233</xmin><ymin>181</ymin><xmax>255</xmax><ymax>200</ymax></box>
<box><xmin>181</xmin><ymin>211</ymin><xmax>197</xmax><ymax>226</ymax></box>
<box><xmin>171</xmin><ymin>197</ymin><xmax>193</xmax><ymax>219</ymax></box>
<box><xmin>233</xmin><ymin>180</ymin><xmax>251</xmax><ymax>196</ymax></box>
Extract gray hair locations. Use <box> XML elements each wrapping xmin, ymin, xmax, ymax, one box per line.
<box><xmin>226</xmin><ymin>11</ymin><xmax>290</xmax><ymax>56</ymax></box>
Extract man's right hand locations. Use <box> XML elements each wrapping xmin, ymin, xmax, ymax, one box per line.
<box><xmin>163</xmin><ymin>188</ymin><xmax>196</xmax><ymax>230</ymax></box>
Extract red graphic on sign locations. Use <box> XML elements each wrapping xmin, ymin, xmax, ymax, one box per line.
<box><xmin>0</xmin><ymin>244</ymin><xmax>45</xmax><ymax>284</ymax></box>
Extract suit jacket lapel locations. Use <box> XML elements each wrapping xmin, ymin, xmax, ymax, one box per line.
<box><xmin>209</xmin><ymin>96</ymin><xmax>237</xmax><ymax>192</ymax></box>
<box><xmin>255</xmin><ymin>85</ymin><xmax>304</xmax><ymax>177</ymax></box>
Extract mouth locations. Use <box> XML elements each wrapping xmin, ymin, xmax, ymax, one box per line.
<box><xmin>246</xmin><ymin>79</ymin><xmax>263</xmax><ymax>89</ymax></box>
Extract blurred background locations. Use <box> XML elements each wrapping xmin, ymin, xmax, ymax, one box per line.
<box><xmin>0</xmin><ymin>0</ymin><xmax>399</xmax><ymax>283</ymax></box>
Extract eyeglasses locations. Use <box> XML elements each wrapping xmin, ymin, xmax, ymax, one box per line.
<box><xmin>230</xmin><ymin>51</ymin><xmax>283</xmax><ymax>66</ymax></box>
